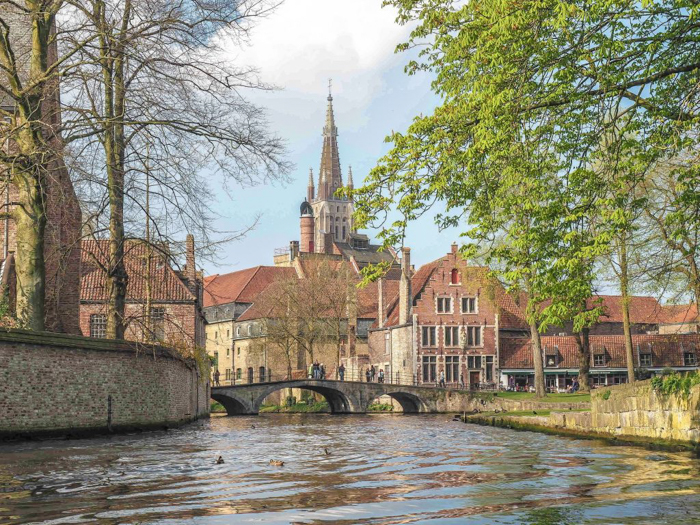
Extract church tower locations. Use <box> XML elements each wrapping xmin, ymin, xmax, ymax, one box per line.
<box><xmin>305</xmin><ymin>83</ymin><xmax>354</xmax><ymax>253</ymax></box>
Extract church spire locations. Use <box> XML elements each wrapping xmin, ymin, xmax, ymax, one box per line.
<box><xmin>317</xmin><ymin>79</ymin><xmax>343</xmax><ymax>200</ymax></box>
<box><xmin>307</xmin><ymin>167</ymin><xmax>315</xmax><ymax>202</ymax></box>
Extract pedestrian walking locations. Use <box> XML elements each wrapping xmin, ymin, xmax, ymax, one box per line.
<box><xmin>213</xmin><ymin>369</ymin><xmax>220</xmax><ymax>386</ymax></box>
<box><xmin>378</xmin><ymin>369</ymin><xmax>385</xmax><ymax>383</ymax></box>
<box><xmin>439</xmin><ymin>370</ymin><xmax>446</xmax><ymax>388</ymax></box>
<box><xmin>320</xmin><ymin>363</ymin><xmax>326</xmax><ymax>380</ymax></box>
<box><xmin>370</xmin><ymin>365</ymin><xmax>376</xmax><ymax>382</ymax></box>
<box><xmin>313</xmin><ymin>361</ymin><xmax>319</xmax><ymax>379</ymax></box>
<box><xmin>339</xmin><ymin>364</ymin><xmax>345</xmax><ymax>381</ymax></box>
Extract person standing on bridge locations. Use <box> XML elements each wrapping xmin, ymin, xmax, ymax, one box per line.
<box><xmin>213</xmin><ymin>369</ymin><xmax>220</xmax><ymax>387</ymax></box>
<box><xmin>378</xmin><ymin>369</ymin><xmax>385</xmax><ymax>383</ymax></box>
<box><xmin>339</xmin><ymin>363</ymin><xmax>345</xmax><ymax>381</ymax></box>
<box><xmin>312</xmin><ymin>361</ymin><xmax>319</xmax><ymax>379</ymax></box>
<box><xmin>370</xmin><ymin>365</ymin><xmax>376</xmax><ymax>382</ymax></box>
<box><xmin>320</xmin><ymin>363</ymin><xmax>326</xmax><ymax>380</ymax></box>
<box><xmin>439</xmin><ymin>370</ymin><xmax>446</xmax><ymax>388</ymax></box>
<box><xmin>365</xmin><ymin>368</ymin><xmax>371</xmax><ymax>382</ymax></box>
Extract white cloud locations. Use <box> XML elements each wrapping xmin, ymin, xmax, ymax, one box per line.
<box><xmin>230</xmin><ymin>0</ymin><xmax>409</xmax><ymax>99</ymax></box>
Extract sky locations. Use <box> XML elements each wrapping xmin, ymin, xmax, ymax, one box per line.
<box><xmin>202</xmin><ymin>0</ymin><xmax>462</xmax><ymax>276</ymax></box>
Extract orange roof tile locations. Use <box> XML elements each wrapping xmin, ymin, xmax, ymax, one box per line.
<box><xmin>203</xmin><ymin>266</ymin><xmax>296</xmax><ymax>307</ymax></box>
<box><xmin>81</xmin><ymin>239</ymin><xmax>195</xmax><ymax>303</ymax></box>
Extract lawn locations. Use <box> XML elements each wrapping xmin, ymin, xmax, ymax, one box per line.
<box><xmin>495</xmin><ymin>392</ymin><xmax>591</xmax><ymax>403</ymax></box>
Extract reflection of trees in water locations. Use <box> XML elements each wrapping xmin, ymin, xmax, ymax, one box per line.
<box><xmin>522</xmin><ymin>506</ymin><xmax>582</xmax><ymax>525</ymax></box>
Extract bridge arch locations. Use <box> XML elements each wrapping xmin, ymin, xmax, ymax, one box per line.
<box><xmin>252</xmin><ymin>382</ymin><xmax>359</xmax><ymax>414</ymax></box>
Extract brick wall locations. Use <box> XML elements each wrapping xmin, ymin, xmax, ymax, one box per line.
<box><xmin>0</xmin><ymin>329</ymin><xmax>209</xmax><ymax>438</ymax></box>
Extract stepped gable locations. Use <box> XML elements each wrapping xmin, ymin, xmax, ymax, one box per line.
<box><xmin>203</xmin><ymin>266</ymin><xmax>296</xmax><ymax>307</ymax></box>
<box><xmin>81</xmin><ymin>240</ymin><xmax>195</xmax><ymax>303</ymax></box>
<box><xmin>357</xmin><ymin>279</ymin><xmax>400</xmax><ymax>319</ymax></box>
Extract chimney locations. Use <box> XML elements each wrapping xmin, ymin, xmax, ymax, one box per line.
<box><xmin>324</xmin><ymin>231</ymin><xmax>334</xmax><ymax>254</ymax></box>
<box><xmin>185</xmin><ymin>234</ymin><xmax>196</xmax><ymax>292</ymax></box>
<box><xmin>451</xmin><ymin>242</ymin><xmax>458</xmax><ymax>254</ymax></box>
<box><xmin>289</xmin><ymin>240</ymin><xmax>299</xmax><ymax>261</ymax></box>
<box><xmin>399</xmin><ymin>247</ymin><xmax>412</xmax><ymax>325</ymax></box>
<box><xmin>377</xmin><ymin>278</ymin><xmax>385</xmax><ymax>328</ymax></box>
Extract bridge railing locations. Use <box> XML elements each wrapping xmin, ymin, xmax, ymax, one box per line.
<box><xmin>210</xmin><ymin>369</ymin><xmax>498</xmax><ymax>391</ymax></box>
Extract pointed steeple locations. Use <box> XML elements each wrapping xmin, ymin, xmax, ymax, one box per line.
<box><xmin>317</xmin><ymin>80</ymin><xmax>343</xmax><ymax>200</ymax></box>
<box><xmin>307</xmin><ymin>167</ymin><xmax>315</xmax><ymax>202</ymax></box>
<box><xmin>347</xmin><ymin>165</ymin><xmax>354</xmax><ymax>188</ymax></box>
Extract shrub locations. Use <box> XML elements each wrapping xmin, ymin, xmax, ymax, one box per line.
<box><xmin>602</xmin><ymin>390</ymin><xmax>611</xmax><ymax>401</ymax></box>
<box><xmin>651</xmin><ymin>372</ymin><xmax>700</xmax><ymax>399</ymax></box>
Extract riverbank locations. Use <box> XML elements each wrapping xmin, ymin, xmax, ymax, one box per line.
<box><xmin>464</xmin><ymin>379</ymin><xmax>700</xmax><ymax>453</ymax></box>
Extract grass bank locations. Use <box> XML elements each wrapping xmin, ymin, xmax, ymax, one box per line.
<box><xmin>259</xmin><ymin>400</ymin><xmax>330</xmax><ymax>413</ymax></box>
<box><xmin>494</xmin><ymin>392</ymin><xmax>591</xmax><ymax>403</ymax></box>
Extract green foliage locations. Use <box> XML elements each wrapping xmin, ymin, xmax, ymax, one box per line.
<box><xmin>651</xmin><ymin>372</ymin><xmax>700</xmax><ymax>399</ymax></box>
<box><xmin>602</xmin><ymin>390</ymin><xmax>611</xmax><ymax>401</ymax></box>
<box><xmin>210</xmin><ymin>401</ymin><xmax>226</xmax><ymax>413</ymax></box>
<box><xmin>368</xmin><ymin>402</ymin><xmax>394</xmax><ymax>412</ymax></box>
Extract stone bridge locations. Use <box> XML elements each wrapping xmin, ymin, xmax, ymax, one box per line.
<box><xmin>211</xmin><ymin>379</ymin><xmax>487</xmax><ymax>415</ymax></box>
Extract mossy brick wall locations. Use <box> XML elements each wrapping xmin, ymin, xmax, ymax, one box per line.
<box><xmin>0</xmin><ymin>330</ymin><xmax>209</xmax><ymax>437</ymax></box>
<box><xmin>588</xmin><ymin>379</ymin><xmax>700</xmax><ymax>443</ymax></box>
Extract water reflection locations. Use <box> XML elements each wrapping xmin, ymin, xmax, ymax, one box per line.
<box><xmin>1</xmin><ymin>414</ymin><xmax>700</xmax><ymax>524</ymax></box>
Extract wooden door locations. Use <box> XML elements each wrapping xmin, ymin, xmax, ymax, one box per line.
<box><xmin>469</xmin><ymin>371</ymin><xmax>480</xmax><ymax>387</ymax></box>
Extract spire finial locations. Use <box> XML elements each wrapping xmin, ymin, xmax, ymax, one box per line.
<box><xmin>328</xmin><ymin>78</ymin><xmax>332</xmax><ymax>100</ymax></box>
<box><xmin>308</xmin><ymin>167</ymin><xmax>314</xmax><ymax>186</ymax></box>
<box><xmin>347</xmin><ymin>165</ymin><xmax>353</xmax><ymax>186</ymax></box>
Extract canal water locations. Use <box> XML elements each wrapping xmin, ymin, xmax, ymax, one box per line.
<box><xmin>2</xmin><ymin>415</ymin><xmax>700</xmax><ymax>524</ymax></box>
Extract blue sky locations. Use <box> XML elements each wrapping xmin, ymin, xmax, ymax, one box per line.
<box><xmin>202</xmin><ymin>0</ymin><xmax>462</xmax><ymax>276</ymax></box>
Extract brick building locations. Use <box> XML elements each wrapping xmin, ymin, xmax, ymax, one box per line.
<box><xmin>80</xmin><ymin>237</ymin><xmax>204</xmax><ymax>349</ymax></box>
<box><xmin>0</xmin><ymin>4</ymin><xmax>82</xmax><ymax>333</ymax></box>
<box><xmin>367</xmin><ymin>244</ymin><xmax>529</xmax><ymax>388</ymax></box>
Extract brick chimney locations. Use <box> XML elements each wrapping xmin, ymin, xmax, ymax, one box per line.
<box><xmin>399</xmin><ymin>247</ymin><xmax>412</xmax><ymax>325</ymax></box>
<box><xmin>289</xmin><ymin>240</ymin><xmax>299</xmax><ymax>261</ymax></box>
<box><xmin>186</xmin><ymin>234</ymin><xmax>196</xmax><ymax>292</ymax></box>
<box><xmin>377</xmin><ymin>278</ymin><xmax>385</xmax><ymax>328</ymax></box>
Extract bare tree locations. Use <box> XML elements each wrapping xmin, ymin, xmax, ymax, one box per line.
<box><xmin>57</xmin><ymin>0</ymin><xmax>289</xmax><ymax>338</ymax></box>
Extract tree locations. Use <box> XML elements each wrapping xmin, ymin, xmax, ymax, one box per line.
<box><xmin>0</xmin><ymin>1</ymin><xmax>66</xmax><ymax>329</ymax></box>
<box><xmin>58</xmin><ymin>0</ymin><xmax>289</xmax><ymax>338</ymax></box>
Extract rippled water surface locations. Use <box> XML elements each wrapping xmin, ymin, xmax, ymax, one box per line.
<box><xmin>2</xmin><ymin>414</ymin><xmax>700</xmax><ymax>524</ymax></box>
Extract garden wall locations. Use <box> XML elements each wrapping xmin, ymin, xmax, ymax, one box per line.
<box><xmin>0</xmin><ymin>329</ymin><xmax>209</xmax><ymax>439</ymax></box>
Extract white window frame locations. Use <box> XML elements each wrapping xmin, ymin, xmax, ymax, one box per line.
<box><xmin>461</xmin><ymin>296</ymin><xmax>478</xmax><ymax>314</ymax></box>
<box><xmin>445</xmin><ymin>326</ymin><xmax>460</xmax><ymax>347</ymax></box>
<box><xmin>436</xmin><ymin>296</ymin><xmax>453</xmax><ymax>314</ymax></box>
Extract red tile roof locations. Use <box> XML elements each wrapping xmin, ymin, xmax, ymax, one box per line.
<box><xmin>537</xmin><ymin>295</ymin><xmax>664</xmax><ymax>325</ymax></box>
<box><xmin>661</xmin><ymin>303</ymin><xmax>699</xmax><ymax>325</ymax></box>
<box><xmin>203</xmin><ymin>266</ymin><xmax>296</xmax><ymax>307</ymax></box>
<box><xmin>381</xmin><ymin>258</ymin><xmax>442</xmax><ymax>327</ymax></box>
<box><xmin>500</xmin><ymin>333</ymin><xmax>700</xmax><ymax>370</ymax></box>
<box><xmin>81</xmin><ymin>239</ymin><xmax>195</xmax><ymax>302</ymax></box>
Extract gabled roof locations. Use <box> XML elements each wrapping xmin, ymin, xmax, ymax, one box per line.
<box><xmin>661</xmin><ymin>303</ymin><xmax>699</xmax><ymax>325</ymax></box>
<box><xmin>381</xmin><ymin>258</ymin><xmax>442</xmax><ymax>328</ymax></box>
<box><xmin>81</xmin><ymin>239</ymin><xmax>195</xmax><ymax>303</ymax></box>
<box><xmin>203</xmin><ymin>266</ymin><xmax>296</xmax><ymax>308</ymax></box>
<box><xmin>333</xmin><ymin>241</ymin><xmax>398</xmax><ymax>268</ymax></box>
<box><xmin>590</xmin><ymin>295</ymin><xmax>663</xmax><ymax>324</ymax></box>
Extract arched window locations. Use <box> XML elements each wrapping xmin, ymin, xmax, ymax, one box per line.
<box><xmin>451</xmin><ymin>268</ymin><xmax>459</xmax><ymax>284</ymax></box>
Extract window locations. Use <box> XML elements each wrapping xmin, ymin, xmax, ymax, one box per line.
<box><xmin>545</xmin><ymin>353</ymin><xmax>557</xmax><ymax>367</ymax></box>
<box><xmin>342</xmin><ymin>226</ymin><xmax>346</xmax><ymax>239</ymax></box>
<box><xmin>236</xmin><ymin>368</ymin><xmax>242</xmax><ymax>379</ymax></box>
<box><xmin>259</xmin><ymin>366</ymin><xmax>266</xmax><ymax>382</ymax></box>
<box><xmin>467</xmin><ymin>356</ymin><xmax>482</xmax><ymax>369</ymax></box>
<box><xmin>248</xmin><ymin>325</ymin><xmax>252</xmax><ymax>336</ymax></box>
<box><xmin>450</xmin><ymin>268</ymin><xmax>459</xmax><ymax>285</ymax></box>
<box><xmin>215</xmin><ymin>331</ymin><xmax>218</xmax><ymax>339</ymax></box>
<box><xmin>437</xmin><ymin>297</ymin><xmax>452</xmax><ymax>313</ymax></box>
<box><xmin>445</xmin><ymin>356</ymin><xmax>459</xmax><ymax>382</ymax></box>
<box><xmin>593</xmin><ymin>354</ymin><xmax>606</xmax><ymax>367</ymax></box>
<box><xmin>226</xmin><ymin>348</ymin><xmax>230</xmax><ymax>356</ymax></box>
<box><xmin>421</xmin><ymin>326</ymin><xmax>437</xmax><ymax>347</ymax></box>
<box><xmin>237</xmin><ymin>347</ymin><xmax>240</xmax><ymax>356</ymax></box>
<box><xmin>684</xmin><ymin>352</ymin><xmax>697</xmax><ymax>366</ymax></box>
<box><xmin>640</xmin><ymin>353</ymin><xmax>652</xmax><ymax>367</ymax></box>
<box><xmin>461</xmin><ymin>297</ymin><xmax>477</xmax><ymax>314</ymax></box>
<box><xmin>422</xmin><ymin>356</ymin><xmax>436</xmax><ymax>382</ymax></box>
<box><xmin>236</xmin><ymin>326</ymin><xmax>240</xmax><ymax>337</ymax></box>
<box><xmin>227</xmin><ymin>329</ymin><xmax>230</xmax><ymax>339</ymax></box>
<box><xmin>151</xmin><ymin>307</ymin><xmax>165</xmax><ymax>341</ymax></box>
<box><xmin>225</xmin><ymin>369</ymin><xmax>231</xmax><ymax>380</ymax></box>
<box><xmin>89</xmin><ymin>314</ymin><xmax>107</xmax><ymax>338</ymax></box>
<box><xmin>465</xmin><ymin>326</ymin><xmax>482</xmax><ymax>346</ymax></box>
<box><xmin>213</xmin><ymin>351</ymin><xmax>219</xmax><ymax>368</ymax></box>
<box><xmin>485</xmin><ymin>355</ymin><xmax>494</xmax><ymax>381</ymax></box>
<box><xmin>445</xmin><ymin>326</ymin><xmax>459</xmax><ymax>347</ymax></box>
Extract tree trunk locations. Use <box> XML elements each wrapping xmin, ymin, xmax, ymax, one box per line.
<box><xmin>530</xmin><ymin>321</ymin><xmax>546</xmax><ymax>397</ymax></box>
<box><xmin>574</xmin><ymin>327</ymin><xmax>591</xmax><ymax>392</ymax></box>
<box><xmin>619</xmin><ymin>238</ymin><xmax>636</xmax><ymax>382</ymax></box>
<box><xmin>13</xmin><ymin>167</ymin><xmax>46</xmax><ymax>330</ymax></box>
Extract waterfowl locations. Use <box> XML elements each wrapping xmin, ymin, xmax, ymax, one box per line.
<box><xmin>269</xmin><ymin>459</ymin><xmax>284</xmax><ymax>467</ymax></box>
<box><xmin>324</xmin><ymin>448</ymin><xmax>330</xmax><ymax>456</ymax></box>
<box><xmin>216</xmin><ymin>456</ymin><xmax>225</xmax><ymax>464</ymax></box>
